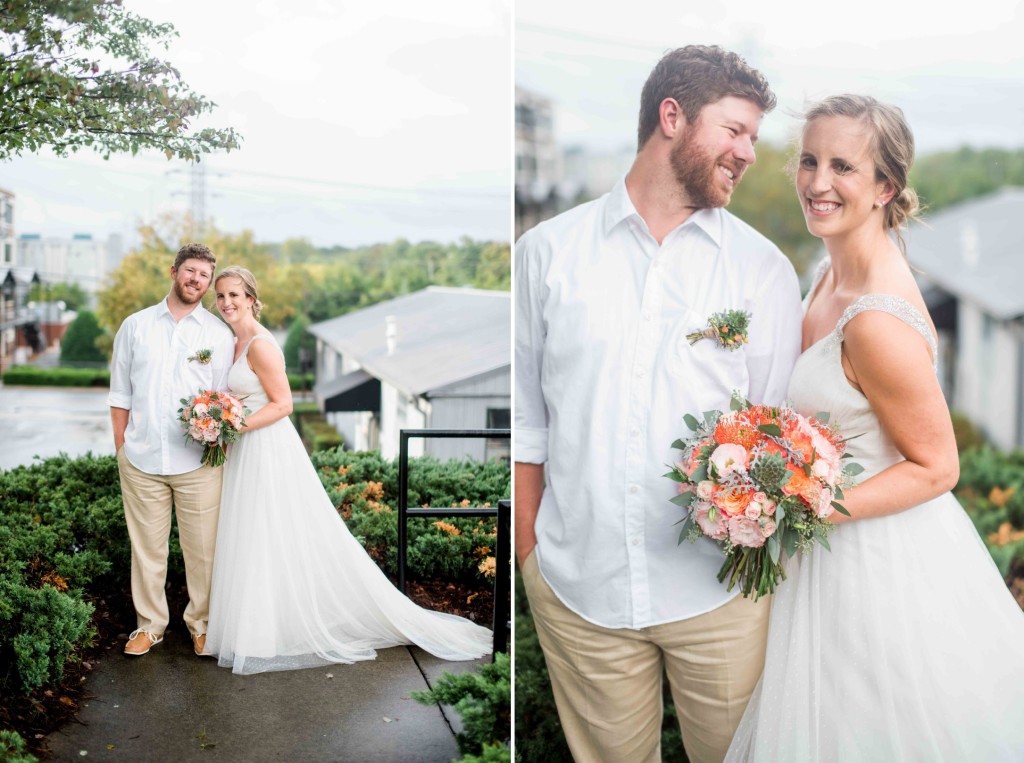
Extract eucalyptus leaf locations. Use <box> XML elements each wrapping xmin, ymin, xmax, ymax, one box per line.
<box><xmin>683</xmin><ymin>414</ymin><xmax>700</xmax><ymax>432</ymax></box>
<box><xmin>704</xmin><ymin>409</ymin><xmax>723</xmax><ymax>425</ymax></box>
<box><xmin>818</xmin><ymin>535</ymin><xmax>831</xmax><ymax>552</ymax></box>
<box><xmin>767</xmin><ymin>535</ymin><xmax>781</xmax><ymax>564</ymax></box>
<box><xmin>670</xmin><ymin>438</ymin><xmax>687</xmax><ymax>450</ymax></box>
<box><xmin>831</xmin><ymin>501</ymin><xmax>851</xmax><ymax>517</ymax></box>
<box><xmin>691</xmin><ymin>464</ymin><xmax>708</xmax><ymax>483</ymax></box>
<box><xmin>814</xmin><ymin>411</ymin><xmax>831</xmax><ymax>425</ymax></box>
<box><xmin>670</xmin><ymin>492</ymin><xmax>696</xmax><ymax>507</ymax></box>
<box><xmin>663</xmin><ymin>469</ymin><xmax>684</xmax><ymax>482</ymax></box>
<box><xmin>844</xmin><ymin>463</ymin><xmax>865</xmax><ymax>476</ymax></box>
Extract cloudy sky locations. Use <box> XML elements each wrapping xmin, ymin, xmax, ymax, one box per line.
<box><xmin>516</xmin><ymin>1</ymin><xmax>1024</xmax><ymax>155</ymax></box>
<box><xmin>3</xmin><ymin>0</ymin><xmax>512</xmax><ymax>248</ymax></box>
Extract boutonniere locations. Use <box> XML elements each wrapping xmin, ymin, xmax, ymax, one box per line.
<box><xmin>188</xmin><ymin>348</ymin><xmax>213</xmax><ymax>365</ymax></box>
<box><xmin>686</xmin><ymin>309</ymin><xmax>751</xmax><ymax>351</ymax></box>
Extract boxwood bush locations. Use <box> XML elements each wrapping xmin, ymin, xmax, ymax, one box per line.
<box><xmin>0</xmin><ymin>448</ymin><xmax>508</xmax><ymax>735</ymax></box>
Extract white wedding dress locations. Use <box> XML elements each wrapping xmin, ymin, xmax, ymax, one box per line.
<box><xmin>725</xmin><ymin>285</ymin><xmax>1024</xmax><ymax>761</ymax></box>
<box><xmin>205</xmin><ymin>334</ymin><xmax>492</xmax><ymax>674</ymax></box>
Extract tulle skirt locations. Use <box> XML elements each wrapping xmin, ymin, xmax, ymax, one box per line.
<box><xmin>725</xmin><ymin>492</ymin><xmax>1024</xmax><ymax>762</ymax></box>
<box><xmin>205</xmin><ymin>418</ymin><xmax>492</xmax><ymax>675</ymax></box>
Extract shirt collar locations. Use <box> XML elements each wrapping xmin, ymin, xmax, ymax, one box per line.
<box><xmin>159</xmin><ymin>296</ymin><xmax>210</xmax><ymax>324</ymax></box>
<box><xmin>603</xmin><ymin>175</ymin><xmax>724</xmax><ymax>248</ymax></box>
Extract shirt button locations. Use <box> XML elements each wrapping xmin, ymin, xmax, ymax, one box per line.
<box><xmin>632</xmin><ymin>537</ymin><xmax>641</xmax><ymax>546</ymax></box>
<box><xmin>629</xmin><ymin>485</ymin><xmax>639</xmax><ymax>494</ymax></box>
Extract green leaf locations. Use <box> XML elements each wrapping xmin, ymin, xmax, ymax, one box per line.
<box><xmin>831</xmin><ymin>501</ymin><xmax>851</xmax><ymax>517</ymax></box>
<box><xmin>730</xmin><ymin>395</ymin><xmax>744</xmax><ymax>412</ymax></box>
<box><xmin>844</xmin><ymin>463</ymin><xmax>865</xmax><ymax>476</ymax></box>
<box><xmin>670</xmin><ymin>438</ymin><xmax>687</xmax><ymax>450</ymax></box>
<box><xmin>670</xmin><ymin>491</ymin><xmax>696</xmax><ymax>508</ymax></box>
<box><xmin>663</xmin><ymin>469</ymin><xmax>684</xmax><ymax>482</ymax></box>
<box><xmin>782</xmin><ymin>527</ymin><xmax>799</xmax><ymax>557</ymax></box>
<box><xmin>677</xmin><ymin>514</ymin><xmax>695</xmax><ymax>544</ymax></box>
<box><xmin>818</xmin><ymin>535</ymin><xmax>831</xmax><ymax>552</ymax></box>
<box><xmin>758</xmin><ymin>423</ymin><xmax>783</xmax><ymax>437</ymax></box>
<box><xmin>683</xmin><ymin>414</ymin><xmax>700</xmax><ymax>432</ymax></box>
<box><xmin>703</xmin><ymin>409</ymin><xmax>723</xmax><ymax>425</ymax></box>
<box><xmin>767</xmin><ymin>535</ymin><xmax>781</xmax><ymax>564</ymax></box>
<box><xmin>833</xmin><ymin>486</ymin><xmax>844</xmax><ymax>500</ymax></box>
<box><xmin>814</xmin><ymin>411</ymin><xmax>831</xmax><ymax>424</ymax></box>
<box><xmin>690</xmin><ymin>463</ymin><xmax>708</xmax><ymax>483</ymax></box>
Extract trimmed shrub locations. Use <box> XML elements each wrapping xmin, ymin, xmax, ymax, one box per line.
<box><xmin>411</xmin><ymin>652</ymin><xmax>510</xmax><ymax>758</ymax></box>
<box><xmin>59</xmin><ymin>310</ymin><xmax>106</xmax><ymax>365</ymax></box>
<box><xmin>1</xmin><ymin>366</ymin><xmax>110</xmax><ymax>387</ymax></box>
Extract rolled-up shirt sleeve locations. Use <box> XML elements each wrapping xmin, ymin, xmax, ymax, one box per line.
<box><xmin>107</xmin><ymin>318</ymin><xmax>134</xmax><ymax>410</ymax></box>
<box><xmin>514</xmin><ymin>231</ymin><xmax>549</xmax><ymax>464</ymax></box>
<box><xmin>745</xmin><ymin>254</ymin><xmax>803</xmax><ymax>406</ymax></box>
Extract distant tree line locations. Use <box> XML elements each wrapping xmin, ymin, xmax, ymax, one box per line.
<box><xmin>91</xmin><ymin>212</ymin><xmax>510</xmax><ymax>361</ymax></box>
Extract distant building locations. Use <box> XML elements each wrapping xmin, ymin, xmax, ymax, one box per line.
<box><xmin>563</xmin><ymin>143</ymin><xmax>635</xmax><ymax>202</ymax></box>
<box><xmin>515</xmin><ymin>86</ymin><xmax>579</xmax><ymax>239</ymax></box>
<box><xmin>0</xmin><ymin>188</ymin><xmax>14</xmax><ymax>266</ymax></box>
<box><xmin>905</xmin><ymin>188</ymin><xmax>1024</xmax><ymax>450</ymax></box>
<box><xmin>0</xmin><ymin>266</ymin><xmax>43</xmax><ymax>370</ymax></box>
<box><xmin>308</xmin><ymin>286</ymin><xmax>510</xmax><ymax>462</ymax></box>
<box><xmin>19</xmin><ymin>232</ymin><xmax>123</xmax><ymax>300</ymax></box>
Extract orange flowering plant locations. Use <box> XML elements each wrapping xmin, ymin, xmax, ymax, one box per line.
<box><xmin>666</xmin><ymin>394</ymin><xmax>862</xmax><ymax>600</ymax></box>
<box><xmin>177</xmin><ymin>389</ymin><xmax>249</xmax><ymax>467</ymax></box>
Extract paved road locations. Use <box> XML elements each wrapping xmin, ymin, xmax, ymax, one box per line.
<box><xmin>0</xmin><ymin>385</ymin><xmax>114</xmax><ymax>470</ymax></box>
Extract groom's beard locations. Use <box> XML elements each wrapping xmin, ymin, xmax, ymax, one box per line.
<box><xmin>173</xmin><ymin>279</ymin><xmax>205</xmax><ymax>305</ymax></box>
<box><xmin>670</xmin><ymin>131</ymin><xmax>739</xmax><ymax>209</ymax></box>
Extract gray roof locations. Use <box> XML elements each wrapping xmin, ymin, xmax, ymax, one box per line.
<box><xmin>308</xmin><ymin>286</ymin><xmax>510</xmax><ymax>397</ymax></box>
<box><xmin>906</xmin><ymin>187</ymin><xmax>1024</xmax><ymax>320</ymax></box>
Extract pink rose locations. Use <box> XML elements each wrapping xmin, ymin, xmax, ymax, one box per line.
<box><xmin>193</xmin><ymin>403</ymin><xmax>209</xmax><ymax>417</ymax></box>
<box><xmin>810</xmin><ymin>429</ymin><xmax>841</xmax><ymax>483</ymax></box>
<box><xmin>744</xmin><ymin>501</ymin><xmax>763</xmax><ymax>520</ymax></box>
<box><xmin>696</xmin><ymin>480</ymin><xmax>715</xmax><ymax>500</ymax></box>
<box><xmin>815</xmin><ymin>487</ymin><xmax>834</xmax><ymax>518</ymax></box>
<box><xmin>761</xmin><ymin>518</ymin><xmax>777</xmax><ymax>537</ymax></box>
<box><xmin>709</xmin><ymin>443</ymin><xmax>749</xmax><ymax>476</ymax></box>
<box><xmin>762</xmin><ymin>499</ymin><xmax>776</xmax><ymax>517</ymax></box>
<box><xmin>753</xmin><ymin>491</ymin><xmax>768</xmax><ymax>504</ymax></box>
<box><xmin>694</xmin><ymin>501</ymin><xmax>728</xmax><ymax>541</ymax></box>
<box><xmin>728</xmin><ymin>515</ymin><xmax>766</xmax><ymax>548</ymax></box>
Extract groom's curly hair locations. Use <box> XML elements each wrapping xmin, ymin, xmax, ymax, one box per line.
<box><xmin>637</xmin><ymin>45</ymin><xmax>775</xmax><ymax>150</ymax></box>
<box><xmin>173</xmin><ymin>242</ymin><xmax>217</xmax><ymax>271</ymax></box>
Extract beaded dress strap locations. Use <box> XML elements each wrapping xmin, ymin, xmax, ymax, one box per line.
<box><xmin>833</xmin><ymin>294</ymin><xmax>938</xmax><ymax>369</ymax></box>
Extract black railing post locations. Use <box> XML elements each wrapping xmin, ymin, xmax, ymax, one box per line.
<box><xmin>398</xmin><ymin>430</ymin><xmax>410</xmax><ymax>594</ymax></box>
<box><xmin>396</xmin><ymin>428</ymin><xmax>511</xmax><ymax>658</ymax></box>
<box><xmin>493</xmin><ymin>499</ymin><xmax>511</xmax><ymax>655</ymax></box>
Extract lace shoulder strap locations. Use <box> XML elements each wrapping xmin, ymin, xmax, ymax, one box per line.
<box><xmin>835</xmin><ymin>294</ymin><xmax>938</xmax><ymax>367</ymax></box>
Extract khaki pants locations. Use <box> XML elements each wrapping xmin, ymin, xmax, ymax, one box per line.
<box><xmin>117</xmin><ymin>448</ymin><xmax>223</xmax><ymax>636</ymax></box>
<box><xmin>521</xmin><ymin>550</ymin><xmax>769</xmax><ymax>763</ymax></box>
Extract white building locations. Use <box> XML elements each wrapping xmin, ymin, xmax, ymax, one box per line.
<box><xmin>903</xmin><ymin>188</ymin><xmax>1024</xmax><ymax>450</ymax></box>
<box><xmin>0</xmin><ymin>188</ymin><xmax>14</xmax><ymax>266</ymax></box>
<box><xmin>18</xmin><ymin>233</ymin><xmax>123</xmax><ymax>298</ymax></box>
<box><xmin>309</xmin><ymin>286</ymin><xmax>510</xmax><ymax>462</ymax></box>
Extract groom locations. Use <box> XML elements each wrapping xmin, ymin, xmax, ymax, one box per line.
<box><xmin>108</xmin><ymin>243</ymin><xmax>235</xmax><ymax>657</ymax></box>
<box><xmin>515</xmin><ymin>46</ymin><xmax>802</xmax><ymax>762</ymax></box>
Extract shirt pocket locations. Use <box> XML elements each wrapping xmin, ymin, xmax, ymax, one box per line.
<box><xmin>665</xmin><ymin>305</ymin><xmax>750</xmax><ymax>403</ymax></box>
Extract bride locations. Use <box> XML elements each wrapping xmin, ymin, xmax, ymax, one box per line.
<box><xmin>203</xmin><ymin>266</ymin><xmax>492</xmax><ymax>674</ymax></box>
<box><xmin>725</xmin><ymin>95</ymin><xmax>1024</xmax><ymax>761</ymax></box>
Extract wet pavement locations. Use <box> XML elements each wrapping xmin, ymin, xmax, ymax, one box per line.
<box><xmin>46</xmin><ymin>630</ymin><xmax>478</xmax><ymax>762</ymax></box>
<box><xmin>0</xmin><ymin>385</ymin><xmax>114</xmax><ymax>470</ymax></box>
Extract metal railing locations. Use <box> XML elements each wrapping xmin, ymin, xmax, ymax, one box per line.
<box><xmin>397</xmin><ymin>428</ymin><xmax>511</xmax><ymax>657</ymax></box>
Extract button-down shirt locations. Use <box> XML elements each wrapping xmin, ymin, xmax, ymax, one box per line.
<box><xmin>515</xmin><ymin>178</ymin><xmax>803</xmax><ymax>629</ymax></box>
<box><xmin>108</xmin><ymin>298</ymin><xmax>235</xmax><ymax>476</ymax></box>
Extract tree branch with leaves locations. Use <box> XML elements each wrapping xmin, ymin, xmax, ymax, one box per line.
<box><xmin>0</xmin><ymin>0</ymin><xmax>240</xmax><ymax>160</ymax></box>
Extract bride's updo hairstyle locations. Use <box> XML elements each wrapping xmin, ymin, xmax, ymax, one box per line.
<box><xmin>802</xmin><ymin>94</ymin><xmax>922</xmax><ymax>254</ymax></box>
<box><xmin>214</xmin><ymin>265</ymin><xmax>264</xmax><ymax>320</ymax></box>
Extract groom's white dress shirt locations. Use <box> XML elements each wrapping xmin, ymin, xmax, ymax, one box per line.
<box><xmin>515</xmin><ymin>177</ymin><xmax>803</xmax><ymax>629</ymax></box>
<box><xmin>108</xmin><ymin>298</ymin><xmax>234</xmax><ymax>476</ymax></box>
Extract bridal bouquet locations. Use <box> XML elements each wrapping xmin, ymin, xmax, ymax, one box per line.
<box><xmin>177</xmin><ymin>389</ymin><xmax>249</xmax><ymax>467</ymax></box>
<box><xmin>666</xmin><ymin>395</ymin><xmax>862</xmax><ymax>601</ymax></box>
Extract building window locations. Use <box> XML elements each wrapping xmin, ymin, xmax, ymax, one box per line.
<box><xmin>485</xmin><ymin>408</ymin><xmax>510</xmax><ymax>463</ymax></box>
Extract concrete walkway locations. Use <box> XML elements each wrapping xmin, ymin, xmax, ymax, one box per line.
<box><xmin>46</xmin><ymin>629</ymin><xmax>481</xmax><ymax>762</ymax></box>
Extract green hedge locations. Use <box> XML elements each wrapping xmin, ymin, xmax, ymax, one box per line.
<box><xmin>1</xmin><ymin>366</ymin><xmax>110</xmax><ymax>387</ymax></box>
<box><xmin>0</xmin><ymin>449</ymin><xmax>508</xmax><ymax>724</ymax></box>
<box><xmin>955</xmin><ymin>445</ymin><xmax>1024</xmax><ymax>577</ymax></box>
<box><xmin>2</xmin><ymin>367</ymin><xmax>315</xmax><ymax>392</ymax></box>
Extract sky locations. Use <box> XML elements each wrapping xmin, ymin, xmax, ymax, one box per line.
<box><xmin>516</xmin><ymin>1</ymin><xmax>1024</xmax><ymax>156</ymax></box>
<box><xmin>2</xmin><ymin>0</ymin><xmax>512</xmax><ymax>249</ymax></box>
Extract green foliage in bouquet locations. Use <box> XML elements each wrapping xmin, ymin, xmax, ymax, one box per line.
<box><xmin>411</xmin><ymin>652</ymin><xmax>510</xmax><ymax>759</ymax></box>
